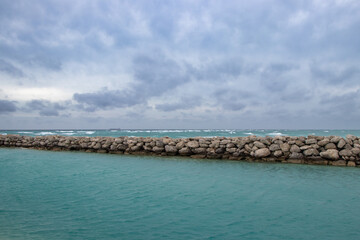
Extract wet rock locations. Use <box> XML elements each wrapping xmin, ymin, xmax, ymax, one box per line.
<box><xmin>289</xmin><ymin>152</ymin><xmax>303</xmax><ymax>159</ymax></box>
<box><xmin>254</xmin><ymin>148</ymin><xmax>271</xmax><ymax>158</ymax></box>
<box><xmin>331</xmin><ymin>160</ymin><xmax>346</xmax><ymax>166</ymax></box>
<box><xmin>320</xmin><ymin>149</ymin><xmax>339</xmax><ymax>160</ymax></box>
<box><xmin>347</xmin><ymin>161</ymin><xmax>356</xmax><ymax>167</ymax></box>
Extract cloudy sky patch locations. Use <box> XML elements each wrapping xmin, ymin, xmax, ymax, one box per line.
<box><xmin>1</xmin><ymin>0</ymin><xmax>360</xmax><ymax>129</ymax></box>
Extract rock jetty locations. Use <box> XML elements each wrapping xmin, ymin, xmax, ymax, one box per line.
<box><xmin>1</xmin><ymin>134</ymin><xmax>360</xmax><ymax>167</ymax></box>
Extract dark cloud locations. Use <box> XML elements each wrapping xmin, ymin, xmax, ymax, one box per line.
<box><xmin>25</xmin><ymin>99</ymin><xmax>67</xmax><ymax>116</ymax></box>
<box><xmin>0</xmin><ymin>59</ymin><xmax>24</xmax><ymax>78</ymax></box>
<box><xmin>73</xmin><ymin>89</ymin><xmax>143</xmax><ymax>111</ymax></box>
<box><xmin>311</xmin><ymin>65</ymin><xmax>360</xmax><ymax>84</ymax></box>
<box><xmin>319</xmin><ymin>90</ymin><xmax>360</xmax><ymax>115</ymax></box>
<box><xmin>0</xmin><ymin>99</ymin><xmax>17</xmax><ymax>114</ymax></box>
<box><xmin>74</xmin><ymin>53</ymin><xmax>191</xmax><ymax>110</ymax></box>
<box><xmin>156</xmin><ymin>96</ymin><xmax>201</xmax><ymax>112</ymax></box>
<box><xmin>260</xmin><ymin>63</ymin><xmax>297</xmax><ymax>92</ymax></box>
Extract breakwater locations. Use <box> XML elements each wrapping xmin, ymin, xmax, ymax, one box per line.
<box><xmin>1</xmin><ymin>134</ymin><xmax>360</xmax><ymax>167</ymax></box>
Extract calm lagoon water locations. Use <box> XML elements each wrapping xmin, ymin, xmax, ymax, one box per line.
<box><xmin>1</xmin><ymin>148</ymin><xmax>360</xmax><ymax>239</ymax></box>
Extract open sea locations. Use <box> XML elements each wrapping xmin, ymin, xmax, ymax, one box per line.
<box><xmin>1</xmin><ymin>129</ymin><xmax>360</xmax><ymax>239</ymax></box>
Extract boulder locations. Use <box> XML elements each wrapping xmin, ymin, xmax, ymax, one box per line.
<box><xmin>254</xmin><ymin>148</ymin><xmax>271</xmax><ymax>158</ymax></box>
<box><xmin>179</xmin><ymin>147</ymin><xmax>191</xmax><ymax>155</ymax></box>
<box><xmin>274</xmin><ymin>150</ymin><xmax>283</xmax><ymax>157</ymax></box>
<box><xmin>303</xmin><ymin>148</ymin><xmax>319</xmax><ymax>156</ymax></box>
<box><xmin>325</xmin><ymin>143</ymin><xmax>336</xmax><ymax>150</ymax></box>
<box><xmin>165</xmin><ymin>145</ymin><xmax>178</xmax><ymax>153</ymax></box>
<box><xmin>339</xmin><ymin>149</ymin><xmax>352</xmax><ymax>157</ymax></box>
<box><xmin>331</xmin><ymin>160</ymin><xmax>346</xmax><ymax>166</ymax></box>
<box><xmin>280</xmin><ymin>143</ymin><xmax>290</xmax><ymax>152</ymax></box>
<box><xmin>289</xmin><ymin>152</ymin><xmax>303</xmax><ymax>159</ymax></box>
<box><xmin>254</xmin><ymin>141</ymin><xmax>266</xmax><ymax>149</ymax></box>
<box><xmin>186</xmin><ymin>141</ymin><xmax>199</xmax><ymax>148</ymax></box>
<box><xmin>290</xmin><ymin>145</ymin><xmax>301</xmax><ymax>153</ymax></box>
<box><xmin>337</xmin><ymin>139</ymin><xmax>346</xmax><ymax>149</ymax></box>
<box><xmin>269</xmin><ymin>144</ymin><xmax>280</xmax><ymax>151</ymax></box>
<box><xmin>305</xmin><ymin>138</ymin><xmax>317</xmax><ymax>144</ymax></box>
<box><xmin>320</xmin><ymin>149</ymin><xmax>339</xmax><ymax>160</ymax></box>
<box><xmin>318</xmin><ymin>139</ymin><xmax>330</xmax><ymax>147</ymax></box>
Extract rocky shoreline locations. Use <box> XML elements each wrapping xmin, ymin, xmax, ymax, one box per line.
<box><xmin>1</xmin><ymin>134</ymin><xmax>360</xmax><ymax>167</ymax></box>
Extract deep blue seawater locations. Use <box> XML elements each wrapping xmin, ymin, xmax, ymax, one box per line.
<box><xmin>1</xmin><ymin>148</ymin><xmax>360</xmax><ymax>240</ymax></box>
<box><xmin>1</xmin><ymin>129</ymin><xmax>360</xmax><ymax>138</ymax></box>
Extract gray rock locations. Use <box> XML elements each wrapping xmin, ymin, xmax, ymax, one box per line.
<box><xmin>289</xmin><ymin>152</ymin><xmax>303</xmax><ymax>159</ymax></box>
<box><xmin>351</xmin><ymin>148</ymin><xmax>360</xmax><ymax>155</ymax></box>
<box><xmin>325</xmin><ymin>143</ymin><xmax>337</xmax><ymax>150</ymax></box>
<box><xmin>269</xmin><ymin>144</ymin><xmax>280</xmax><ymax>151</ymax></box>
<box><xmin>179</xmin><ymin>147</ymin><xmax>191</xmax><ymax>155</ymax></box>
<box><xmin>320</xmin><ymin>149</ymin><xmax>339</xmax><ymax>160</ymax></box>
<box><xmin>192</xmin><ymin>147</ymin><xmax>207</xmax><ymax>154</ymax></box>
<box><xmin>303</xmin><ymin>148</ymin><xmax>319</xmax><ymax>156</ymax></box>
<box><xmin>305</xmin><ymin>138</ymin><xmax>317</xmax><ymax>144</ymax></box>
<box><xmin>274</xmin><ymin>150</ymin><xmax>283</xmax><ymax>157</ymax></box>
<box><xmin>152</xmin><ymin>146</ymin><xmax>164</xmax><ymax>153</ymax></box>
<box><xmin>290</xmin><ymin>145</ymin><xmax>301</xmax><ymax>153</ymax></box>
<box><xmin>254</xmin><ymin>141</ymin><xmax>266</xmax><ymax>149</ymax></box>
<box><xmin>330</xmin><ymin>136</ymin><xmax>341</xmax><ymax>143</ymax></box>
<box><xmin>331</xmin><ymin>160</ymin><xmax>346</xmax><ymax>166</ymax></box>
<box><xmin>165</xmin><ymin>145</ymin><xmax>178</xmax><ymax>153</ymax></box>
<box><xmin>186</xmin><ymin>141</ymin><xmax>199</xmax><ymax>148</ymax></box>
<box><xmin>254</xmin><ymin>148</ymin><xmax>271</xmax><ymax>158</ymax></box>
<box><xmin>337</xmin><ymin>139</ymin><xmax>346</xmax><ymax>149</ymax></box>
<box><xmin>318</xmin><ymin>139</ymin><xmax>330</xmax><ymax>146</ymax></box>
<box><xmin>280</xmin><ymin>143</ymin><xmax>290</xmax><ymax>152</ymax></box>
<box><xmin>339</xmin><ymin>149</ymin><xmax>352</xmax><ymax>157</ymax></box>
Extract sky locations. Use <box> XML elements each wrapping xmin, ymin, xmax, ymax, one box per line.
<box><xmin>0</xmin><ymin>0</ymin><xmax>360</xmax><ymax>129</ymax></box>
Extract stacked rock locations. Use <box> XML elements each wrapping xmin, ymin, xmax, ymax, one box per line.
<box><xmin>1</xmin><ymin>134</ymin><xmax>360</xmax><ymax>167</ymax></box>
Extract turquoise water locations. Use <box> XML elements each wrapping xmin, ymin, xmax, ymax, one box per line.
<box><xmin>1</xmin><ymin>148</ymin><xmax>360</xmax><ymax>239</ymax></box>
<box><xmin>1</xmin><ymin>129</ymin><xmax>360</xmax><ymax>138</ymax></box>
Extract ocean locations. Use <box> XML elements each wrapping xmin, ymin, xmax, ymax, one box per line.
<box><xmin>1</xmin><ymin>129</ymin><xmax>360</xmax><ymax>138</ymax></box>
<box><xmin>1</xmin><ymin>130</ymin><xmax>360</xmax><ymax>239</ymax></box>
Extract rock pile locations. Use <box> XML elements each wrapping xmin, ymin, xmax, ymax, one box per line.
<box><xmin>1</xmin><ymin>134</ymin><xmax>360</xmax><ymax>167</ymax></box>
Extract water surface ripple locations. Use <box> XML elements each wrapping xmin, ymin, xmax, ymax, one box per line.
<box><xmin>0</xmin><ymin>148</ymin><xmax>359</xmax><ymax>239</ymax></box>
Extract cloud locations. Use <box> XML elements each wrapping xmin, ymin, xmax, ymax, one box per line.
<box><xmin>0</xmin><ymin>99</ymin><xmax>17</xmax><ymax>114</ymax></box>
<box><xmin>24</xmin><ymin>99</ymin><xmax>67</xmax><ymax>116</ymax></box>
<box><xmin>0</xmin><ymin>59</ymin><xmax>24</xmax><ymax>78</ymax></box>
<box><xmin>155</xmin><ymin>96</ymin><xmax>201</xmax><ymax>112</ymax></box>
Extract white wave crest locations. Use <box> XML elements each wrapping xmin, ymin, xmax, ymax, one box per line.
<box><xmin>35</xmin><ymin>132</ymin><xmax>55</xmax><ymax>135</ymax></box>
<box><xmin>17</xmin><ymin>131</ymin><xmax>33</xmax><ymax>134</ymax></box>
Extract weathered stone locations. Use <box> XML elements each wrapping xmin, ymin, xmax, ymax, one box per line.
<box><xmin>176</xmin><ymin>141</ymin><xmax>185</xmax><ymax>149</ymax></box>
<box><xmin>339</xmin><ymin>149</ymin><xmax>352</xmax><ymax>157</ymax></box>
<box><xmin>152</xmin><ymin>146</ymin><xmax>164</xmax><ymax>153</ymax></box>
<box><xmin>254</xmin><ymin>148</ymin><xmax>271</xmax><ymax>158</ymax></box>
<box><xmin>305</xmin><ymin>138</ymin><xmax>317</xmax><ymax>144</ymax></box>
<box><xmin>274</xmin><ymin>150</ymin><xmax>283</xmax><ymax>157</ymax></box>
<box><xmin>318</xmin><ymin>138</ymin><xmax>330</xmax><ymax>146</ymax></box>
<box><xmin>325</xmin><ymin>143</ymin><xmax>336</xmax><ymax>150</ymax></box>
<box><xmin>280</xmin><ymin>143</ymin><xmax>290</xmax><ymax>152</ymax></box>
<box><xmin>165</xmin><ymin>145</ymin><xmax>178</xmax><ymax>153</ymax></box>
<box><xmin>290</xmin><ymin>145</ymin><xmax>301</xmax><ymax>153</ymax></box>
<box><xmin>320</xmin><ymin>149</ymin><xmax>339</xmax><ymax>160</ymax></box>
<box><xmin>330</xmin><ymin>136</ymin><xmax>341</xmax><ymax>143</ymax></box>
<box><xmin>269</xmin><ymin>144</ymin><xmax>280</xmax><ymax>151</ymax></box>
<box><xmin>288</xmin><ymin>159</ymin><xmax>304</xmax><ymax>164</ymax></box>
<box><xmin>303</xmin><ymin>148</ymin><xmax>319</xmax><ymax>156</ymax></box>
<box><xmin>186</xmin><ymin>141</ymin><xmax>199</xmax><ymax>148</ymax></box>
<box><xmin>346</xmin><ymin>134</ymin><xmax>357</xmax><ymax>141</ymax></box>
<box><xmin>254</xmin><ymin>141</ymin><xmax>266</xmax><ymax>149</ymax></box>
<box><xmin>300</xmin><ymin>145</ymin><xmax>311</xmax><ymax>150</ymax></box>
<box><xmin>295</xmin><ymin>140</ymin><xmax>305</xmax><ymax>146</ymax></box>
<box><xmin>190</xmin><ymin>155</ymin><xmax>206</xmax><ymax>159</ymax></box>
<box><xmin>331</xmin><ymin>160</ymin><xmax>346</xmax><ymax>166</ymax></box>
<box><xmin>192</xmin><ymin>147</ymin><xmax>207</xmax><ymax>154</ymax></box>
<box><xmin>351</xmin><ymin>148</ymin><xmax>360</xmax><ymax>155</ymax></box>
<box><xmin>337</xmin><ymin>139</ymin><xmax>346</xmax><ymax>149</ymax></box>
<box><xmin>179</xmin><ymin>147</ymin><xmax>191</xmax><ymax>155</ymax></box>
<box><xmin>289</xmin><ymin>152</ymin><xmax>303</xmax><ymax>159</ymax></box>
<box><xmin>347</xmin><ymin>161</ymin><xmax>356</xmax><ymax>167</ymax></box>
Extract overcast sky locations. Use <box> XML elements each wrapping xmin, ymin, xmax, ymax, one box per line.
<box><xmin>0</xmin><ymin>0</ymin><xmax>360</xmax><ymax>129</ymax></box>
